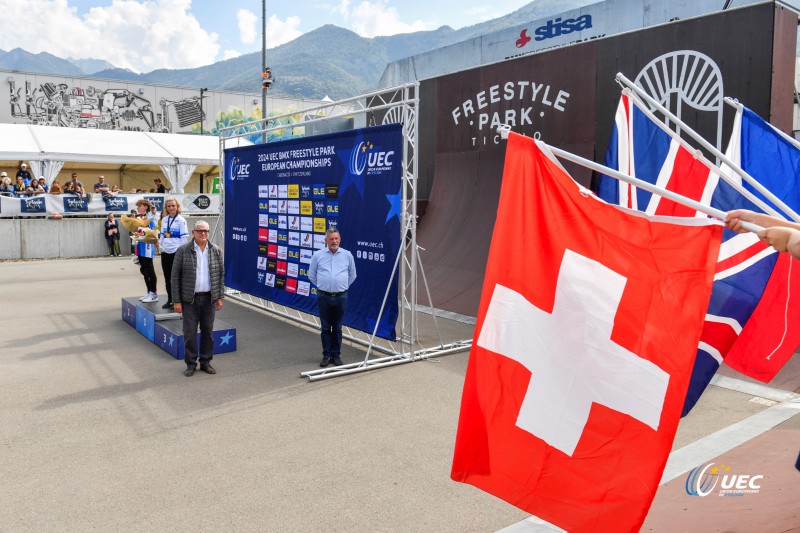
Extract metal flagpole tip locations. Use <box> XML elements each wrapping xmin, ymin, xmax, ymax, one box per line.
<box><xmin>497</xmin><ymin>124</ymin><xmax>512</xmax><ymax>139</ymax></box>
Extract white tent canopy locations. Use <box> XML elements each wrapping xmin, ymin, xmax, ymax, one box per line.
<box><xmin>0</xmin><ymin>123</ymin><xmax>250</xmax><ymax>192</ymax></box>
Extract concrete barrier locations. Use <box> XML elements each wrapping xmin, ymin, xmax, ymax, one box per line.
<box><xmin>0</xmin><ymin>215</ymin><xmax>219</xmax><ymax>260</ymax></box>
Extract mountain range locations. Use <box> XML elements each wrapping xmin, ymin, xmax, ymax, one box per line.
<box><xmin>0</xmin><ymin>0</ymin><xmax>591</xmax><ymax>100</ymax></box>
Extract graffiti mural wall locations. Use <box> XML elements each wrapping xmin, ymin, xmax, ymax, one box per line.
<box><xmin>1</xmin><ymin>70</ymin><xmax>316</xmax><ymax>135</ymax></box>
<box><xmin>9</xmin><ymin>81</ymin><xmax>202</xmax><ymax>131</ymax></box>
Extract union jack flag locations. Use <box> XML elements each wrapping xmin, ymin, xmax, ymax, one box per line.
<box><xmin>596</xmin><ymin>96</ymin><xmax>800</xmax><ymax>414</ymax></box>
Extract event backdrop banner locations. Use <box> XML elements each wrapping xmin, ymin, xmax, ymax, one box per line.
<box><xmin>224</xmin><ymin>123</ymin><xmax>403</xmax><ymax>340</ymax></box>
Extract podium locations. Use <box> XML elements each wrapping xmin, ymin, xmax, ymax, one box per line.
<box><xmin>122</xmin><ymin>295</ymin><xmax>236</xmax><ymax>359</ymax></box>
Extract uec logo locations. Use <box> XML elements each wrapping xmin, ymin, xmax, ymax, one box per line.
<box><xmin>228</xmin><ymin>156</ymin><xmax>250</xmax><ymax>179</ymax></box>
<box><xmin>685</xmin><ymin>463</ymin><xmax>763</xmax><ymax>496</ymax></box>
<box><xmin>350</xmin><ymin>141</ymin><xmax>394</xmax><ymax>175</ymax></box>
<box><xmin>350</xmin><ymin>142</ymin><xmax>368</xmax><ymax>175</ymax></box>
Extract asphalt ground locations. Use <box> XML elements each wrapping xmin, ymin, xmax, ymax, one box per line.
<box><xmin>1</xmin><ymin>256</ymin><xmax>798</xmax><ymax>532</ymax></box>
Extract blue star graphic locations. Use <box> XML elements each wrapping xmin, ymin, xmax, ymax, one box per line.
<box><xmin>339</xmin><ymin>167</ymin><xmax>365</xmax><ymax>197</ymax></box>
<box><xmin>220</xmin><ymin>331</ymin><xmax>234</xmax><ymax>346</ymax></box>
<box><xmin>385</xmin><ymin>187</ymin><xmax>402</xmax><ymax>223</ymax></box>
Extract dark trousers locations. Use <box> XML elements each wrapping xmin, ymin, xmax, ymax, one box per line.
<box><xmin>106</xmin><ymin>237</ymin><xmax>120</xmax><ymax>255</ymax></box>
<box><xmin>182</xmin><ymin>293</ymin><xmax>216</xmax><ymax>368</ymax></box>
<box><xmin>317</xmin><ymin>292</ymin><xmax>348</xmax><ymax>357</ymax></box>
<box><xmin>160</xmin><ymin>252</ymin><xmax>175</xmax><ymax>303</ymax></box>
<box><xmin>138</xmin><ymin>256</ymin><xmax>157</xmax><ymax>293</ymax></box>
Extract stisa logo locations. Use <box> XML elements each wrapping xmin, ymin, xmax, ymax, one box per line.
<box><xmin>228</xmin><ymin>156</ymin><xmax>250</xmax><ymax>180</ymax></box>
<box><xmin>534</xmin><ymin>15</ymin><xmax>592</xmax><ymax>41</ymax></box>
<box><xmin>685</xmin><ymin>463</ymin><xmax>763</xmax><ymax>497</ymax></box>
<box><xmin>350</xmin><ymin>141</ymin><xmax>395</xmax><ymax>176</ymax></box>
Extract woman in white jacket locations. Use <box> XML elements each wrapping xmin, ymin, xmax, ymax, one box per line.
<box><xmin>158</xmin><ymin>197</ymin><xmax>190</xmax><ymax>309</ymax></box>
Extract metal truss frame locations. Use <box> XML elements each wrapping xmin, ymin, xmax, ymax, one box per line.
<box><xmin>218</xmin><ymin>83</ymin><xmax>471</xmax><ymax>381</ymax></box>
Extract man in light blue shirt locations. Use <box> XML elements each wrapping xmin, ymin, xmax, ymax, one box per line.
<box><xmin>308</xmin><ymin>228</ymin><xmax>357</xmax><ymax>367</ymax></box>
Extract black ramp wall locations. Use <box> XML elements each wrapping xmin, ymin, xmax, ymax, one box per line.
<box><xmin>413</xmin><ymin>3</ymin><xmax>791</xmax><ymax>319</ymax></box>
<box><xmin>416</xmin><ymin>149</ymin><xmax>504</xmax><ymax>317</ymax></box>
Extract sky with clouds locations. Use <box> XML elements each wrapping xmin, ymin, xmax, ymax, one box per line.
<box><xmin>0</xmin><ymin>0</ymin><xmax>534</xmax><ymax>73</ymax></box>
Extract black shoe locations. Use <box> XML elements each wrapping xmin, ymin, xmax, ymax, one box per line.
<box><xmin>320</xmin><ymin>356</ymin><xmax>331</xmax><ymax>367</ymax></box>
<box><xmin>200</xmin><ymin>364</ymin><xmax>216</xmax><ymax>375</ymax></box>
<box><xmin>184</xmin><ymin>367</ymin><xmax>196</xmax><ymax>377</ymax></box>
<box><xmin>162</xmin><ymin>301</ymin><xmax>173</xmax><ymax>309</ymax></box>
<box><xmin>332</xmin><ymin>356</ymin><xmax>344</xmax><ymax>366</ymax></box>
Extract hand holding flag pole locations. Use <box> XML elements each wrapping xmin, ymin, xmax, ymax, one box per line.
<box><xmin>496</xmin><ymin>124</ymin><xmax>763</xmax><ymax>234</ymax></box>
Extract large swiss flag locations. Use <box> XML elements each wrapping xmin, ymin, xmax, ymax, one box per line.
<box><xmin>451</xmin><ymin>133</ymin><xmax>722</xmax><ymax>532</ymax></box>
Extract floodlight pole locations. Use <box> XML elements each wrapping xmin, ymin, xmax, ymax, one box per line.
<box><xmin>199</xmin><ymin>87</ymin><xmax>207</xmax><ymax>135</ymax></box>
<box><xmin>261</xmin><ymin>0</ymin><xmax>267</xmax><ymax>143</ymax></box>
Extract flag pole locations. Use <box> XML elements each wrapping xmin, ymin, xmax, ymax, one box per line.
<box><xmin>617</xmin><ymin>73</ymin><xmax>800</xmax><ymax>222</ymax></box>
<box><xmin>621</xmin><ymin>88</ymin><xmax>784</xmax><ymax>220</ymax></box>
<box><xmin>496</xmin><ymin>126</ymin><xmax>762</xmax><ymax>234</ymax></box>
<box><xmin>723</xmin><ymin>97</ymin><xmax>800</xmax><ymax>152</ymax></box>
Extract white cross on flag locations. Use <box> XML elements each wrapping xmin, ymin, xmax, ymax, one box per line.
<box><xmin>451</xmin><ymin>133</ymin><xmax>722</xmax><ymax>532</ymax></box>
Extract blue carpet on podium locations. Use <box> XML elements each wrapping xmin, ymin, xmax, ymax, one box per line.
<box><xmin>122</xmin><ymin>296</ymin><xmax>236</xmax><ymax>359</ymax></box>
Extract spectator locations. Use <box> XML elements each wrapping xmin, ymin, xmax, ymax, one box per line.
<box><xmin>93</xmin><ymin>175</ymin><xmax>110</xmax><ymax>196</ymax></box>
<box><xmin>28</xmin><ymin>180</ymin><xmax>44</xmax><ymax>195</ymax></box>
<box><xmin>13</xmin><ymin>176</ymin><xmax>26</xmax><ymax>197</ymax></box>
<box><xmin>130</xmin><ymin>188</ymin><xmax>138</xmax><ymax>193</ymax></box>
<box><xmin>104</xmin><ymin>213</ymin><xmax>121</xmax><ymax>256</ymax></box>
<box><xmin>16</xmin><ymin>163</ymin><xmax>32</xmax><ymax>187</ymax></box>
<box><xmin>109</xmin><ymin>184</ymin><xmax>121</xmax><ymax>196</ymax></box>
<box><xmin>63</xmin><ymin>181</ymin><xmax>76</xmax><ymax>195</ymax></box>
<box><xmin>154</xmin><ymin>177</ymin><xmax>166</xmax><ymax>193</ymax></box>
<box><xmin>37</xmin><ymin>177</ymin><xmax>48</xmax><ymax>193</ymax></box>
<box><xmin>49</xmin><ymin>179</ymin><xmax>63</xmax><ymax>194</ymax></box>
<box><xmin>0</xmin><ymin>176</ymin><xmax>13</xmax><ymax>196</ymax></box>
<box><xmin>68</xmin><ymin>172</ymin><xmax>86</xmax><ymax>198</ymax></box>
